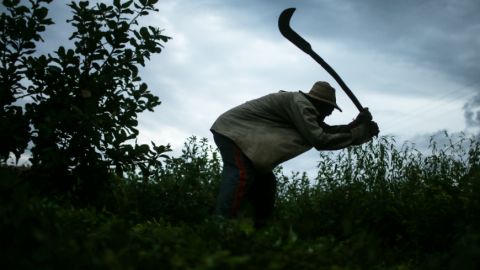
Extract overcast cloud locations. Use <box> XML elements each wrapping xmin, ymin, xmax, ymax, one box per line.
<box><xmin>7</xmin><ymin>0</ymin><xmax>480</xmax><ymax>173</ymax></box>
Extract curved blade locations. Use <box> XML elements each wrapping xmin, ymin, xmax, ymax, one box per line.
<box><xmin>278</xmin><ymin>8</ymin><xmax>312</xmax><ymax>54</ymax></box>
<box><xmin>278</xmin><ymin>7</ymin><xmax>365</xmax><ymax>112</ymax></box>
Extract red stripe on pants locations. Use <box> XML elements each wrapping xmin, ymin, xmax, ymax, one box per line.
<box><xmin>232</xmin><ymin>146</ymin><xmax>247</xmax><ymax>215</ymax></box>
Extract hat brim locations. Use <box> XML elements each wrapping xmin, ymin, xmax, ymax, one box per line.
<box><xmin>300</xmin><ymin>91</ymin><xmax>342</xmax><ymax>112</ymax></box>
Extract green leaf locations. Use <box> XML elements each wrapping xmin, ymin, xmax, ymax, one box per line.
<box><xmin>133</xmin><ymin>30</ymin><xmax>141</xmax><ymax>40</ymax></box>
<box><xmin>67</xmin><ymin>49</ymin><xmax>74</xmax><ymax>57</ymax></box>
<box><xmin>92</xmin><ymin>62</ymin><xmax>100</xmax><ymax>70</ymax></box>
<box><xmin>128</xmin><ymin>118</ymin><xmax>138</xmax><ymax>126</ymax></box>
<box><xmin>124</xmin><ymin>48</ymin><xmax>133</xmax><ymax>59</ymax></box>
<box><xmin>139</xmin><ymin>83</ymin><xmax>147</xmax><ymax>92</ymax></box>
<box><xmin>23</xmin><ymin>42</ymin><xmax>35</xmax><ymax>49</ymax></box>
<box><xmin>41</xmin><ymin>18</ymin><xmax>54</xmax><ymax>26</ymax></box>
<box><xmin>34</xmin><ymin>7</ymin><xmax>49</xmax><ymax>19</ymax></box>
<box><xmin>15</xmin><ymin>5</ymin><xmax>29</xmax><ymax>14</ymax></box>
<box><xmin>139</xmin><ymin>27</ymin><xmax>149</xmax><ymax>39</ymax></box>
<box><xmin>57</xmin><ymin>46</ymin><xmax>65</xmax><ymax>56</ymax></box>
<box><xmin>107</xmin><ymin>20</ymin><xmax>116</xmax><ymax>29</ymax></box>
<box><xmin>79</xmin><ymin>1</ymin><xmax>89</xmax><ymax>8</ymax></box>
<box><xmin>105</xmin><ymin>33</ymin><xmax>114</xmax><ymax>45</ymax></box>
<box><xmin>160</xmin><ymin>34</ymin><xmax>171</xmax><ymax>42</ymax></box>
<box><xmin>3</xmin><ymin>0</ymin><xmax>20</xmax><ymax>8</ymax></box>
<box><xmin>122</xmin><ymin>0</ymin><xmax>133</xmax><ymax>8</ymax></box>
<box><xmin>36</xmin><ymin>25</ymin><xmax>46</xmax><ymax>32</ymax></box>
<box><xmin>136</xmin><ymin>144</ymin><xmax>150</xmax><ymax>154</ymax></box>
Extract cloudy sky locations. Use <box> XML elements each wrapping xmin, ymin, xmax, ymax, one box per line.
<box><xmin>22</xmin><ymin>0</ymin><xmax>480</xmax><ymax>172</ymax></box>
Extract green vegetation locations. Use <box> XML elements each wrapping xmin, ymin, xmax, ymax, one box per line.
<box><xmin>2</xmin><ymin>135</ymin><xmax>480</xmax><ymax>269</ymax></box>
<box><xmin>1</xmin><ymin>0</ymin><xmax>170</xmax><ymax>187</ymax></box>
<box><xmin>2</xmin><ymin>1</ymin><xmax>480</xmax><ymax>269</ymax></box>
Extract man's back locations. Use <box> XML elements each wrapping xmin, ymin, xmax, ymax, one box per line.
<box><xmin>211</xmin><ymin>91</ymin><xmax>352</xmax><ymax>170</ymax></box>
<box><xmin>210</xmin><ymin>81</ymin><xmax>379</xmax><ymax>226</ymax></box>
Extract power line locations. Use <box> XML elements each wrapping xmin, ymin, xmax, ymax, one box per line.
<box><xmin>382</xmin><ymin>80</ymin><xmax>480</xmax><ymax>134</ymax></box>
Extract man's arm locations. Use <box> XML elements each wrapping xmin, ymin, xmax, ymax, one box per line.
<box><xmin>318</xmin><ymin>122</ymin><xmax>351</xmax><ymax>134</ymax></box>
<box><xmin>319</xmin><ymin>120</ymin><xmax>379</xmax><ymax>140</ymax></box>
<box><xmin>287</xmin><ymin>94</ymin><xmax>376</xmax><ymax>150</ymax></box>
<box><xmin>318</xmin><ymin>108</ymin><xmax>378</xmax><ymax>135</ymax></box>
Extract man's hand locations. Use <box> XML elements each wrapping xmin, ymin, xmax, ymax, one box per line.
<box><xmin>367</xmin><ymin>121</ymin><xmax>380</xmax><ymax>137</ymax></box>
<box><xmin>349</xmin><ymin>108</ymin><xmax>373</xmax><ymax>128</ymax></box>
<box><xmin>351</xmin><ymin>120</ymin><xmax>380</xmax><ymax>145</ymax></box>
<box><xmin>358</xmin><ymin>108</ymin><xmax>373</xmax><ymax>122</ymax></box>
<box><xmin>351</xmin><ymin>123</ymin><xmax>371</xmax><ymax>145</ymax></box>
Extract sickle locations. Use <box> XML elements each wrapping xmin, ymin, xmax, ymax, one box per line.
<box><xmin>278</xmin><ymin>8</ymin><xmax>365</xmax><ymax>112</ymax></box>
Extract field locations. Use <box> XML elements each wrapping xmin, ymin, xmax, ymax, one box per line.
<box><xmin>1</xmin><ymin>135</ymin><xmax>480</xmax><ymax>270</ymax></box>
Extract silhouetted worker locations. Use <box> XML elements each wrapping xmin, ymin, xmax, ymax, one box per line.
<box><xmin>210</xmin><ymin>81</ymin><xmax>379</xmax><ymax>228</ymax></box>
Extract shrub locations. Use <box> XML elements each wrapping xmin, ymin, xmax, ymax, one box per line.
<box><xmin>1</xmin><ymin>0</ymin><xmax>171</xmax><ymax>199</ymax></box>
<box><xmin>1</xmin><ymin>133</ymin><xmax>479</xmax><ymax>269</ymax></box>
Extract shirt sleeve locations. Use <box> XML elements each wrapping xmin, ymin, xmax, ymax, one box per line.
<box><xmin>287</xmin><ymin>97</ymin><xmax>354</xmax><ymax>150</ymax></box>
<box><xmin>319</xmin><ymin>122</ymin><xmax>351</xmax><ymax>134</ymax></box>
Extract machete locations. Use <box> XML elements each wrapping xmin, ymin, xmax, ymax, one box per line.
<box><xmin>278</xmin><ymin>8</ymin><xmax>364</xmax><ymax>112</ymax></box>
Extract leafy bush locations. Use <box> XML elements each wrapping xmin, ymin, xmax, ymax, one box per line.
<box><xmin>274</xmin><ymin>133</ymin><xmax>480</xmax><ymax>267</ymax></box>
<box><xmin>0</xmin><ymin>0</ymin><xmax>53</xmax><ymax>162</ymax></box>
<box><xmin>1</xmin><ymin>0</ymin><xmax>171</xmax><ymax>198</ymax></box>
<box><xmin>4</xmin><ymin>1</ymin><xmax>479</xmax><ymax>269</ymax></box>
<box><xmin>3</xmin><ymin>134</ymin><xmax>479</xmax><ymax>269</ymax></box>
<box><xmin>105</xmin><ymin>137</ymin><xmax>222</xmax><ymax>223</ymax></box>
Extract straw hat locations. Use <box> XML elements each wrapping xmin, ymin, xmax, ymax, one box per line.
<box><xmin>301</xmin><ymin>81</ymin><xmax>342</xmax><ymax>112</ymax></box>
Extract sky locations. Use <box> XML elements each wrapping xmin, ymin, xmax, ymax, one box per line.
<box><xmin>9</xmin><ymin>0</ymin><xmax>480</xmax><ymax>173</ymax></box>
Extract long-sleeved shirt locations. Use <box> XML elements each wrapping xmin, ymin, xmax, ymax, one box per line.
<box><xmin>211</xmin><ymin>91</ymin><xmax>356</xmax><ymax>171</ymax></box>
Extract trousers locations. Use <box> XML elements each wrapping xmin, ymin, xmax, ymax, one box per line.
<box><xmin>212</xmin><ymin>131</ymin><xmax>276</xmax><ymax>227</ymax></box>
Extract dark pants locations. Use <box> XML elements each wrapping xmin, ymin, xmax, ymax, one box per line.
<box><xmin>212</xmin><ymin>131</ymin><xmax>276</xmax><ymax>227</ymax></box>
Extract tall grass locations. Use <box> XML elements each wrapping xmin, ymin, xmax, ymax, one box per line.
<box><xmin>274</xmin><ymin>133</ymin><xmax>480</xmax><ymax>268</ymax></box>
<box><xmin>1</xmin><ymin>133</ymin><xmax>479</xmax><ymax>269</ymax></box>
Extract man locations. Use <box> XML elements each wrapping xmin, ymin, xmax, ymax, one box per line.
<box><xmin>210</xmin><ymin>81</ymin><xmax>379</xmax><ymax>227</ymax></box>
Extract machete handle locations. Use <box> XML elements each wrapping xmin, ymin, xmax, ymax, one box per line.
<box><xmin>278</xmin><ymin>7</ymin><xmax>365</xmax><ymax>112</ymax></box>
<box><xmin>309</xmin><ymin>51</ymin><xmax>364</xmax><ymax>112</ymax></box>
<box><xmin>278</xmin><ymin>8</ymin><xmax>312</xmax><ymax>53</ymax></box>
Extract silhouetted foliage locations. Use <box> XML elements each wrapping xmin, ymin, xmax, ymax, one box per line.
<box><xmin>1</xmin><ymin>0</ymin><xmax>171</xmax><ymax>195</ymax></box>
<box><xmin>2</xmin><ymin>1</ymin><xmax>480</xmax><ymax>269</ymax></box>
<box><xmin>1</xmin><ymin>134</ymin><xmax>480</xmax><ymax>269</ymax></box>
<box><xmin>0</xmin><ymin>0</ymin><xmax>53</xmax><ymax>162</ymax></box>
